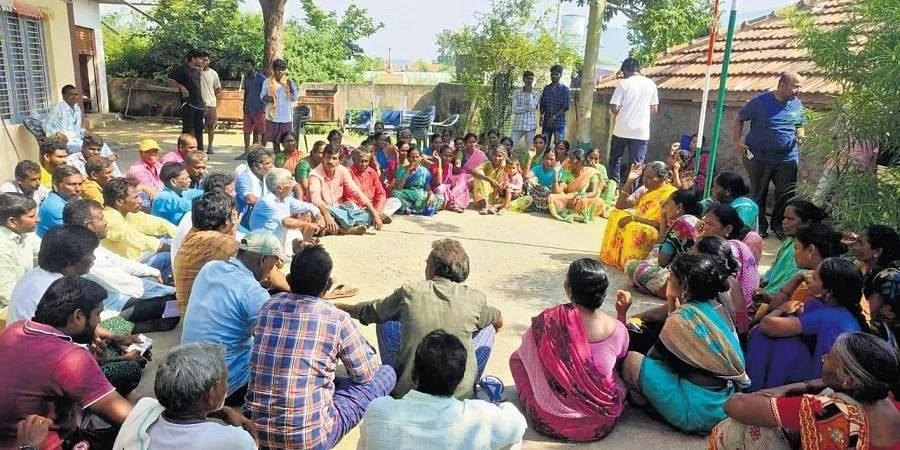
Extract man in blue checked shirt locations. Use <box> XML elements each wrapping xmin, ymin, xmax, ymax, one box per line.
<box><xmin>539</xmin><ymin>64</ymin><xmax>571</xmax><ymax>147</ymax></box>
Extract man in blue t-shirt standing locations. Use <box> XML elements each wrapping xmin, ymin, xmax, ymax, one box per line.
<box><xmin>733</xmin><ymin>72</ymin><xmax>805</xmax><ymax>238</ymax></box>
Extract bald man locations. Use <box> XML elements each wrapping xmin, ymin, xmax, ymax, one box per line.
<box><xmin>733</xmin><ymin>72</ymin><xmax>805</xmax><ymax>238</ymax></box>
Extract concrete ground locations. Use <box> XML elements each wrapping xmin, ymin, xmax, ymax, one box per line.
<box><xmin>100</xmin><ymin>118</ymin><xmax>778</xmax><ymax>449</ymax></box>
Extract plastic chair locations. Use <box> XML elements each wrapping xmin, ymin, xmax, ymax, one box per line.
<box><xmin>293</xmin><ymin>105</ymin><xmax>312</xmax><ymax>152</ymax></box>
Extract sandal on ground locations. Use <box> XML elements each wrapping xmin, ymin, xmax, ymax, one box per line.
<box><xmin>324</xmin><ymin>284</ymin><xmax>359</xmax><ymax>300</ymax></box>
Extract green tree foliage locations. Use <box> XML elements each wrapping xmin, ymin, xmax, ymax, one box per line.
<box><xmin>282</xmin><ymin>0</ymin><xmax>383</xmax><ymax>83</ymax></box>
<box><xmin>436</xmin><ymin>0</ymin><xmax>580</xmax><ymax>132</ymax></box>
<box><xmin>103</xmin><ymin>0</ymin><xmax>380</xmax><ymax>82</ymax></box>
<box><xmin>790</xmin><ymin>1</ymin><xmax>900</xmax><ymax>231</ymax></box>
<box><xmin>563</xmin><ymin>0</ymin><xmax>712</xmax><ymax>65</ymax></box>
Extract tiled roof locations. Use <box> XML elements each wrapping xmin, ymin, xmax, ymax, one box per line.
<box><xmin>596</xmin><ymin>0</ymin><xmax>851</xmax><ymax>95</ymax></box>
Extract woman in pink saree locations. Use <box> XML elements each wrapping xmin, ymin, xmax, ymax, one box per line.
<box><xmin>430</xmin><ymin>144</ymin><xmax>469</xmax><ymax>212</ymax></box>
<box><xmin>454</xmin><ymin>132</ymin><xmax>489</xmax><ymax>180</ymax></box>
<box><xmin>510</xmin><ymin>258</ymin><xmax>628</xmax><ymax>441</ymax></box>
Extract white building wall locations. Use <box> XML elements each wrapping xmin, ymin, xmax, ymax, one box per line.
<box><xmin>72</xmin><ymin>0</ymin><xmax>109</xmax><ymax>113</ymax></box>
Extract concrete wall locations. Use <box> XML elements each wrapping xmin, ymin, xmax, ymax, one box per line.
<box><xmin>1</xmin><ymin>0</ymin><xmax>77</xmax><ymax>180</ymax></box>
<box><xmin>72</xmin><ymin>0</ymin><xmax>109</xmax><ymax>113</ymax></box>
<box><xmin>299</xmin><ymin>82</ymin><xmax>468</xmax><ymax>122</ymax></box>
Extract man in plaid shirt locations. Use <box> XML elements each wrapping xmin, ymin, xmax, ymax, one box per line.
<box><xmin>245</xmin><ymin>245</ymin><xmax>396</xmax><ymax>449</ymax></box>
<box><xmin>510</xmin><ymin>70</ymin><xmax>540</xmax><ymax>155</ymax></box>
<box><xmin>539</xmin><ymin>64</ymin><xmax>571</xmax><ymax>146</ymax></box>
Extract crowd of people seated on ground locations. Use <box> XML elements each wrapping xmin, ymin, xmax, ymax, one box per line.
<box><xmin>0</xmin><ymin>91</ymin><xmax>899</xmax><ymax>449</ymax></box>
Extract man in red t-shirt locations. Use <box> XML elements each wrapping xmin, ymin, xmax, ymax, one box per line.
<box><xmin>349</xmin><ymin>146</ymin><xmax>401</xmax><ymax>219</ymax></box>
<box><xmin>0</xmin><ymin>277</ymin><xmax>133</xmax><ymax>448</ymax></box>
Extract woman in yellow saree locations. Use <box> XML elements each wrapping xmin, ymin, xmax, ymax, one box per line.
<box><xmin>600</xmin><ymin>161</ymin><xmax>676</xmax><ymax>269</ymax></box>
<box><xmin>548</xmin><ymin>149</ymin><xmax>607</xmax><ymax>223</ymax></box>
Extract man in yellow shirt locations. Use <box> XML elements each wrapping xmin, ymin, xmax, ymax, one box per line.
<box><xmin>102</xmin><ymin>177</ymin><xmax>176</xmax><ymax>279</ymax></box>
<box><xmin>82</xmin><ymin>156</ymin><xmax>114</xmax><ymax>204</ymax></box>
<box><xmin>39</xmin><ymin>138</ymin><xmax>68</xmax><ymax>188</ymax></box>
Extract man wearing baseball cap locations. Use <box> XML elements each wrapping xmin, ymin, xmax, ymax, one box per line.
<box><xmin>125</xmin><ymin>138</ymin><xmax>165</xmax><ymax>198</ymax></box>
<box><xmin>181</xmin><ymin>229</ymin><xmax>285</xmax><ymax>407</ymax></box>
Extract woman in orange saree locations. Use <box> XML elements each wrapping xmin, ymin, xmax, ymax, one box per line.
<box><xmin>600</xmin><ymin>161</ymin><xmax>676</xmax><ymax>269</ymax></box>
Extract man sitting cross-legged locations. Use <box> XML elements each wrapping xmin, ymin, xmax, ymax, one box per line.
<box><xmin>181</xmin><ymin>230</ymin><xmax>284</xmax><ymax>407</ymax></box>
<box><xmin>63</xmin><ymin>199</ymin><xmax>179</xmax><ymax>333</ymax></box>
<box><xmin>246</xmin><ymin>245</ymin><xmax>396</xmax><ymax>449</ymax></box>
<box><xmin>359</xmin><ymin>330</ymin><xmax>527</xmax><ymax>450</ymax></box>
<box><xmin>0</xmin><ymin>276</ymin><xmax>134</xmax><ymax>449</ymax></box>
<box><xmin>309</xmin><ymin>144</ymin><xmax>386</xmax><ymax>235</ymax></box>
<box><xmin>36</xmin><ymin>165</ymin><xmax>83</xmax><ymax>237</ymax></box>
<box><xmin>113</xmin><ymin>342</ymin><xmax>256</xmax><ymax>449</ymax></box>
<box><xmin>173</xmin><ymin>189</ymin><xmax>240</xmax><ymax>309</ymax></box>
<box><xmin>102</xmin><ymin>177</ymin><xmax>176</xmax><ymax>279</ymax></box>
<box><xmin>336</xmin><ymin>238</ymin><xmax>502</xmax><ymax>399</ymax></box>
<box><xmin>82</xmin><ymin>156</ymin><xmax>115</xmax><ymax>205</ymax></box>
<box><xmin>151</xmin><ymin>162</ymin><xmax>203</xmax><ymax>225</ymax></box>
<box><xmin>249</xmin><ymin>167</ymin><xmax>320</xmax><ymax>253</ymax></box>
<box><xmin>349</xmin><ymin>146</ymin><xmax>402</xmax><ymax>220</ymax></box>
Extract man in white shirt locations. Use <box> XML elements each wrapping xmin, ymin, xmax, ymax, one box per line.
<box><xmin>200</xmin><ymin>55</ymin><xmax>222</xmax><ymax>154</ymax></box>
<box><xmin>43</xmin><ymin>84</ymin><xmax>116</xmax><ymax>158</ymax></box>
<box><xmin>0</xmin><ymin>193</ymin><xmax>39</xmax><ymax>312</ymax></box>
<box><xmin>64</xmin><ymin>132</ymin><xmax>122</xmax><ymax>177</ymax></box>
<box><xmin>510</xmin><ymin>71</ymin><xmax>540</xmax><ymax>157</ymax></box>
<box><xmin>1</xmin><ymin>161</ymin><xmax>49</xmax><ymax>208</ymax></box>
<box><xmin>359</xmin><ymin>330</ymin><xmax>527</xmax><ymax>450</ymax></box>
<box><xmin>248</xmin><ymin>168</ymin><xmax>319</xmax><ymax>253</ymax></box>
<box><xmin>63</xmin><ymin>199</ymin><xmax>179</xmax><ymax>333</ymax></box>
<box><xmin>113</xmin><ymin>343</ymin><xmax>256</xmax><ymax>449</ymax></box>
<box><xmin>608</xmin><ymin>57</ymin><xmax>659</xmax><ymax>184</ymax></box>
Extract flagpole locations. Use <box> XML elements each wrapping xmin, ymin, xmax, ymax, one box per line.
<box><xmin>694</xmin><ymin>0</ymin><xmax>720</xmax><ymax>175</ymax></box>
<box><xmin>704</xmin><ymin>0</ymin><xmax>738</xmax><ymax>198</ymax></box>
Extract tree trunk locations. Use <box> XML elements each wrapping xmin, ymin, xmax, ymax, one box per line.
<box><xmin>575</xmin><ymin>0</ymin><xmax>605</xmax><ymax>151</ymax></box>
<box><xmin>260</xmin><ymin>0</ymin><xmax>287</xmax><ymax>73</ymax></box>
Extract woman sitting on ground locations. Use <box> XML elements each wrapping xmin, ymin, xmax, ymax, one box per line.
<box><xmin>547</xmin><ymin>149</ymin><xmax>606</xmax><ymax>223</ymax></box>
<box><xmin>380</xmin><ymin>139</ymin><xmax>409</xmax><ymax>192</ymax></box>
<box><xmin>430</xmin><ymin>144</ymin><xmax>468</xmax><ymax>213</ymax></box>
<box><xmin>700</xmin><ymin>171</ymin><xmax>759</xmax><ymax>232</ymax></box>
<box><xmin>555</xmin><ymin>140</ymin><xmax>571</xmax><ymax>169</ymax></box>
<box><xmin>625</xmin><ymin>188</ymin><xmax>702</xmax><ymax>298</ymax></box>
<box><xmin>746</xmin><ymin>257</ymin><xmax>868</xmax><ymax>391</ymax></box>
<box><xmin>855</xmin><ymin>224</ymin><xmax>900</xmax><ymax>293</ymax></box>
<box><xmin>391</xmin><ymin>147</ymin><xmax>444</xmax><ymax>215</ymax></box>
<box><xmin>454</xmin><ymin>133</ymin><xmax>489</xmax><ymax>179</ymax></box>
<box><xmin>471</xmin><ymin>145</ymin><xmax>510</xmax><ymax>213</ymax></box>
<box><xmin>698</xmin><ymin>204</ymin><xmax>761</xmax><ymax>332</ymax></box>
<box><xmin>274</xmin><ymin>132</ymin><xmax>303</xmax><ymax>174</ymax></box>
<box><xmin>867</xmin><ymin>267</ymin><xmax>899</xmax><ymax>351</ymax></box>
<box><xmin>510</xmin><ymin>258</ymin><xmax>628</xmax><ymax>441</ymax></box>
<box><xmin>710</xmin><ymin>332</ymin><xmax>900</xmax><ymax>450</ymax></box>
<box><xmin>755</xmin><ymin>222</ymin><xmax>849</xmax><ymax>321</ymax></box>
<box><xmin>620</xmin><ymin>253</ymin><xmax>749</xmax><ymax>434</ymax></box>
<box><xmin>618</xmin><ymin>236</ymin><xmax>742</xmax><ymax>355</ymax></box>
<box><xmin>600</xmin><ymin>161</ymin><xmax>677</xmax><ymax>269</ymax></box>
<box><xmin>586</xmin><ymin>148</ymin><xmax>617</xmax><ymax>206</ymax></box>
<box><xmin>295</xmin><ymin>140</ymin><xmax>325</xmax><ymax>200</ymax></box>
<box><xmin>756</xmin><ymin>200</ymin><xmax>827</xmax><ymax>303</ymax></box>
<box><xmin>523</xmin><ymin>147</ymin><xmax>572</xmax><ymax>214</ymax></box>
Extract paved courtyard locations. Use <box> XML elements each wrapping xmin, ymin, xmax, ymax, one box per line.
<box><xmin>101</xmin><ymin>118</ymin><xmax>778</xmax><ymax>449</ymax></box>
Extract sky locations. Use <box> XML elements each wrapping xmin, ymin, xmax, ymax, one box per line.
<box><xmin>104</xmin><ymin>0</ymin><xmax>798</xmax><ymax>64</ymax></box>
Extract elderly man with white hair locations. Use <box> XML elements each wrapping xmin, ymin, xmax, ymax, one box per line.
<box><xmin>248</xmin><ymin>168</ymin><xmax>320</xmax><ymax>252</ymax></box>
<box><xmin>113</xmin><ymin>342</ymin><xmax>257</xmax><ymax>449</ymax></box>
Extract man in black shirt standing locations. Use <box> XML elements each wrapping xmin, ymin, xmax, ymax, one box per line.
<box><xmin>168</xmin><ymin>50</ymin><xmax>207</xmax><ymax>152</ymax></box>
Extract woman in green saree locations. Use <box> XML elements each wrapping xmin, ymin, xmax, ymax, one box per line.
<box><xmin>391</xmin><ymin>147</ymin><xmax>445</xmax><ymax>215</ymax></box>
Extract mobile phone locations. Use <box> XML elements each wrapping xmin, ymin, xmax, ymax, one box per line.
<box><xmin>126</xmin><ymin>334</ymin><xmax>153</xmax><ymax>356</ymax></box>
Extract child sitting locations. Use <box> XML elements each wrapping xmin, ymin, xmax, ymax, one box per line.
<box><xmin>481</xmin><ymin>159</ymin><xmax>532</xmax><ymax>214</ymax></box>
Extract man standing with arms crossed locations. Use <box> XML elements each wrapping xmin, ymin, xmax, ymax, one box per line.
<box><xmin>510</xmin><ymin>71</ymin><xmax>540</xmax><ymax>159</ymax></box>
<box><xmin>539</xmin><ymin>65</ymin><xmax>570</xmax><ymax>147</ymax></box>
<box><xmin>167</xmin><ymin>50</ymin><xmax>207</xmax><ymax>152</ymax></box>
<box><xmin>608</xmin><ymin>57</ymin><xmax>659</xmax><ymax>185</ymax></box>
<box><xmin>733</xmin><ymin>72</ymin><xmax>805</xmax><ymax>239</ymax></box>
<box><xmin>200</xmin><ymin>54</ymin><xmax>222</xmax><ymax>155</ymax></box>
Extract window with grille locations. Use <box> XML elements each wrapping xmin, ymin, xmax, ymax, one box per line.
<box><xmin>0</xmin><ymin>11</ymin><xmax>50</xmax><ymax>123</ymax></box>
